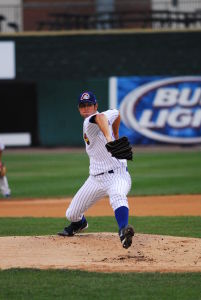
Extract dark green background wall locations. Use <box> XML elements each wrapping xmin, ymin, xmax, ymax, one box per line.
<box><xmin>37</xmin><ymin>79</ymin><xmax>108</xmax><ymax>146</ymax></box>
<box><xmin>4</xmin><ymin>31</ymin><xmax>201</xmax><ymax>80</ymax></box>
<box><xmin>1</xmin><ymin>30</ymin><xmax>201</xmax><ymax>146</ymax></box>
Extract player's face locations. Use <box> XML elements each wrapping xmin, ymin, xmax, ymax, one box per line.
<box><xmin>78</xmin><ymin>103</ymin><xmax>98</xmax><ymax>118</ymax></box>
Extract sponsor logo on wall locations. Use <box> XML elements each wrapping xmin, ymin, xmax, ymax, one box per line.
<box><xmin>110</xmin><ymin>76</ymin><xmax>201</xmax><ymax>144</ymax></box>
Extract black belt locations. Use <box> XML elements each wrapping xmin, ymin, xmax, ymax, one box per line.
<box><xmin>95</xmin><ymin>170</ymin><xmax>114</xmax><ymax>176</ymax></box>
<box><xmin>94</xmin><ymin>167</ymin><xmax>128</xmax><ymax>176</ymax></box>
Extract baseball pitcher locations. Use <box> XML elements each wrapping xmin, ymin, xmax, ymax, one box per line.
<box><xmin>58</xmin><ymin>91</ymin><xmax>134</xmax><ymax>249</ymax></box>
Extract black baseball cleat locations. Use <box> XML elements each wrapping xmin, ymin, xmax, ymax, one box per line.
<box><xmin>119</xmin><ymin>225</ymin><xmax>135</xmax><ymax>249</ymax></box>
<box><xmin>58</xmin><ymin>218</ymin><xmax>88</xmax><ymax>236</ymax></box>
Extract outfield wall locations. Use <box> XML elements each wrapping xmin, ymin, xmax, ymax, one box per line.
<box><xmin>0</xmin><ymin>29</ymin><xmax>201</xmax><ymax>146</ymax></box>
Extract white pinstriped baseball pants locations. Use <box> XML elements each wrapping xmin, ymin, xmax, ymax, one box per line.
<box><xmin>66</xmin><ymin>166</ymin><xmax>132</xmax><ymax>222</ymax></box>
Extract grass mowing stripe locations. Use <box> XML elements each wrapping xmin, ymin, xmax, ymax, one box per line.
<box><xmin>0</xmin><ymin>269</ymin><xmax>200</xmax><ymax>300</ymax></box>
<box><xmin>0</xmin><ymin>216</ymin><xmax>200</xmax><ymax>238</ymax></box>
<box><xmin>3</xmin><ymin>151</ymin><xmax>201</xmax><ymax>198</ymax></box>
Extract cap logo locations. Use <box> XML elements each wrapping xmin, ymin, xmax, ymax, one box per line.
<box><xmin>80</xmin><ymin>93</ymin><xmax>90</xmax><ymax>100</ymax></box>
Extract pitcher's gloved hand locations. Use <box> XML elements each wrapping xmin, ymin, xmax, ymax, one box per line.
<box><xmin>105</xmin><ymin>136</ymin><xmax>133</xmax><ymax>160</ymax></box>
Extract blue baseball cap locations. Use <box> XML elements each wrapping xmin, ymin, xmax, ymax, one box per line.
<box><xmin>78</xmin><ymin>91</ymin><xmax>97</xmax><ymax>105</ymax></box>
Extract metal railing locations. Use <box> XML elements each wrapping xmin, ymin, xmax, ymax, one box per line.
<box><xmin>36</xmin><ymin>10</ymin><xmax>201</xmax><ymax>30</ymax></box>
<box><xmin>1</xmin><ymin>1</ymin><xmax>201</xmax><ymax>32</ymax></box>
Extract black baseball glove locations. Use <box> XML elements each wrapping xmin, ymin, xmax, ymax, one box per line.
<box><xmin>105</xmin><ymin>136</ymin><xmax>133</xmax><ymax>160</ymax></box>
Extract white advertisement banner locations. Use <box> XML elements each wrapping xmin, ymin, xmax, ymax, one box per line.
<box><xmin>0</xmin><ymin>41</ymin><xmax>16</xmax><ymax>79</ymax></box>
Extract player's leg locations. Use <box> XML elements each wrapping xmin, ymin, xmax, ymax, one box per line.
<box><xmin>0</xmin><ymin>176</ymin><xmax>11</xmax><ymax>197</ymax></box>
<box><xmin>66</xmin><ymin>176</ymin><xmax>106</xmax><ymax>221</ymax></box>
<box><xmin>0</xmin><ymin>147</ymin><xmax>11</xmax><ymax>198</ymax></box>
<box><xmin>106</xmin><ymin>168</ymin><xmax>134</xmax><ymax>248</ymax></box>
<box><xmin>58</xmin><ymin>176</ymin><xmax>106</xmax><ymax>236</ymax></box>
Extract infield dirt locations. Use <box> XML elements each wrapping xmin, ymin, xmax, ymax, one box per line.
<box><xmin>0</xmin><ymin>195</ymin><xmax>201</xmax><ymax>273</ymax></box>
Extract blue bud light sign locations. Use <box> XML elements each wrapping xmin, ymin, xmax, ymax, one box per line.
<box><xmin>109</xmin><ymin>76</ymin><xmax>201</xmax><ymax>144</ymax></box>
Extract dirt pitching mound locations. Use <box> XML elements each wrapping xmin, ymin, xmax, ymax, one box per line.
<box><xmin>0</xmin><ymin>233</ymin><xmax>201</xmax><ymax>273</ymax></box>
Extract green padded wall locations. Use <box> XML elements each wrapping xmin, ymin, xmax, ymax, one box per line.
<box><xmin>37</xmin><ymin>79</ymin><xmax>108</xmax><ymax>146</ymax></box>
<box><xmin>2</xmin><ymin>31</ymin><xmax>201</xmax><ymax>80</ymax></box>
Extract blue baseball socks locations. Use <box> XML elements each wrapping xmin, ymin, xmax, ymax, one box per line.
<box><xmin>114</xmin><ymin>206</ymin><xmax>129</xmax><ymax>230</ymax></box>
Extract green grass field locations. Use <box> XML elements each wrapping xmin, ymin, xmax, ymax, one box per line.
<box><xmin>0</xmin><ymin>269</ymin><xmax>200</xmax><ymax>300</ymax></box>
<box><xmin>2</xmin><ymin>150</ymin><xmax>201</xmax><ymax>198</ymax></box>
<box><xmin>0</xmin><ymin>216</ymin><xmax>200</xmax><ymax>238</ymax></box>
<box><xmin>0</xmin><ymin>150</ymin><xmax>201</xmax><ymax>300</ymax></box>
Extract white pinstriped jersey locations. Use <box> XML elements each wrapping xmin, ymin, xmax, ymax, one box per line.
<box><xmin>83</xmin><ymin>109</ymin><xmax>127</xmax><ymax>176</ymax></box>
